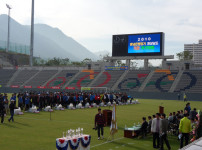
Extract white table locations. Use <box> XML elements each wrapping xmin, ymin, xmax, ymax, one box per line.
<box><xmin>56</xmin><ymin>134</ymin><xmax>91</xmax><ymax>150</ymax></box>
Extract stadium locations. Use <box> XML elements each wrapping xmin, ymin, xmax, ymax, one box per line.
<box><xmin>0</xmin><ymin>1</ymin><xmax>202</xmax><ymax>150</ymax></box>
<box><xmin>0</xmin><ymin>31</ymin><xmax>202</xmax><ymax>150</ymax></box>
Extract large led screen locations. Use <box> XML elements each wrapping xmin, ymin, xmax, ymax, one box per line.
<box><xmin>112</xmin><ymin>32</ymin><xmax>164</xmax><ymax>57</ymax></box>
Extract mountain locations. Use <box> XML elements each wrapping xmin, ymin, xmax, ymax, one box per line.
<box><xmin>34</xmin><ymin>24</ymin><xmax>98</xmax><ymax>61</ymax></box>
<box><xmin>0</xmin><ymin>14</ymin><xmax>98</xmax><ymax>61</ymax></box>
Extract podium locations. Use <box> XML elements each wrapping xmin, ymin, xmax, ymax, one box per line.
<box><xmin>159</xmin><ymin>106</ymin><xmax>164</xmax><ymax>114</ymax></box>
<box><xmin>102</xmin><ymin>109</ymin><xmax>112</xmax><ymax>126</ymax></box>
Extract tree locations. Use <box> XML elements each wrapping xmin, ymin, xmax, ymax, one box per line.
<box><xmin>45</xmin><ymin>57</ymin><xmax>60</xmax><ymax>66</ymax></box>
<box><xmin>176</xmin><ymin>51</ymin><xmax>193</xmax><ymax>60</ymax></box>
<box><xmin>116</xmin><ymin>60</ymin><xmax>122</xmax><ymax>66</ymax></box>
<box><xmin>130</xmin><ymin>61</ymin><xmax>138</xmax><ymax>69</ymax></box>
<box><xmin>61</xmin><ymin>58</ymin><xmax>70</xmax><ymax>65</ymax></box>
<box><xmin>82</xmin><ymin>58</ymin><xmax>92</xmax><ymax>64</ymax></box>
<box><xmin>99</xmin><ymin>52</ymin><xmax>110</xmax><ymax>61</ymax></box>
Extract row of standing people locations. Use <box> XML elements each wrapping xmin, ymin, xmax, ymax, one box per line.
<box><xmin>1</xmin><ymin>92</ymin><xmax>129</xmax><ymax>112</ymax></box>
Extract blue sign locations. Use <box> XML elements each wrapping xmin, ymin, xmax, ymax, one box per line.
<box><xmin>128</xmin><ymin>33</ymin><xmax>161</xmax><ymax>54</ymax></box>
<box><xmin>105</xmin><ymin>66</ymin><xmax>128</xmax><ymax>70</ymax></box>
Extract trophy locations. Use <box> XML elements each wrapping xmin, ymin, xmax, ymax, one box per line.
<box><xmin>75</xmin><ymin>129</ymin><xmax>78</xmax><ymax>137</ymax></box>
<box><xmin>68</xmin><ymin>130</ymin><xmax>70</xmax><ymax>138</ymax></box>
<box><xmin>69</xmin><ymin>129</ymin><xmax>72</xmax><ymax>138</ymax></box>
<box><xmin>66</xmin><ymin>131</ymin><xmax>68</xmax><ymax>138</ymax></box>
<box><xmin>81</xmin><ymin>128</ymin><xmax>83</xmax><ymax>136</ymax></box>
<box><xmin>78</xmin><ymin>128</ymin><xmax>81</xmax><ymax>136</ymax></box>
<box><xmin>72</xmin><ymin>130</ymin><xmax>75</xmax><ymax>137</ymax></box>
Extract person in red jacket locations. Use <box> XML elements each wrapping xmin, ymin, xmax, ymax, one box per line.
<box><xmin>95</xmin><ymin>108</ymin><xmax>105</xmax><ymax>140</ymax></box>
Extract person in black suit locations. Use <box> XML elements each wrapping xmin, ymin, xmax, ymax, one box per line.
<box><xmin>159</xmin><ymin>113</ymin><xmax>171</xmax><ymax>150</ymax></box>
<box><xmin>0</xmin><ymin>98</ymin><xmax>5</xmax><ymax>123</ymax></box>
<box><xmin>8</xmin><ymin>100</ymin><xmax>15</xmax><ymax>122</ymax></box>
<box><xmin>140</xmin><ymin>117</ymin><xmax>148</xmax><ymax>138</ymax></box>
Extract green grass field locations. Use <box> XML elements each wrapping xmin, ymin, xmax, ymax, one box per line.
<box><xmin>0</xmin><ymin>98</ymin><xmax>201</xmax><ymax>150</ymax></box>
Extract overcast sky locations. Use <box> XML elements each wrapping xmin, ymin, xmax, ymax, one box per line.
<box><xmin>0</xmin><ymin>0</ymin><xmax>202</xmax><ymax>60</ymax></box>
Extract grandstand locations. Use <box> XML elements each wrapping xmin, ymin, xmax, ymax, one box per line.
<box><xmin>0</xmin><ymin>32</ymin><xmax>201</xmax><ymax>100</ymax></box>
<box><xmin>0</xmin><ymin>67</ymin><xmax>201</xmax><ymax>98</ymax></box>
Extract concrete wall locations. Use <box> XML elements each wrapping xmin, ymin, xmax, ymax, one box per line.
<box><xmin>127</xmin><ymin>91</ymin><xmax>202</xmax><ymax>101</ymax></box>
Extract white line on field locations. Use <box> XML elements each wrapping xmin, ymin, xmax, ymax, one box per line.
<box><xmin>16</xmin><ymin>116</ymin><xmax>93</xmax><ymax>126</ymax></box>
<box><xmin>91</xmin><ymin>137</ymin><xmax>124</xmax><ymax>148</ymax></box>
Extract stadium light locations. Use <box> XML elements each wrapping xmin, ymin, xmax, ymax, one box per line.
<box><xmin>6</xmin><ymin>4</ymin><xmax>12</xmax><ymax>53</ymax></box>
<box><xmin>30</xmin><ymin>0</ymin><xmax>34</xmax><ymax>67</ymax></box>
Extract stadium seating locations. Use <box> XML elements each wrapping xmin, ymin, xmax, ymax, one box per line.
<box><xmin>174</xmin><ymin>70</ymin><xmax>202</xmax><ymax>93</ymax></box>
<box><xmin>46</xmin><ymin>70</ymin><xmax>79</xmax><ymax>88</ymax></box>
<box><xmin>143</xmin><ymin>70</ymin><xmax>178</xmax><ymax>92</ymax></box>
<box><xmin>67</xmin><ymin>70</ymin><xmax>100</xmax><ymax>89</ymax></box>
<box><xmin>10</xmin><ymin>70</ymin><xmax>39</xmax><ymax>86</ymax></box>
<box><xmin>0</xmin><ymin>69</ymin><xmax>16</xmax><ymax>86</ymax></box>
<box><xmin>91</xmin><ymin>70</ymin><xmax>125</xmax><ymax>88</ymax></box>
<box><xmin>117</xmin><ymin>70</ymin><xmax>150</xmax><ymax>91</ymax></box>
<box><xmin>25</xmin><ymin>70</ymin><xmax>58</xmax><ymax>88</ymax></box>
<box><xmin>1</xmin><ymin>68</ymin><xmax>202</xmax><ymax>94</ymax></box>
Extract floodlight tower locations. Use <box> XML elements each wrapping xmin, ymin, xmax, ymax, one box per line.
<box><xmin>30</xmin><ymin>0</ymin><xmax>34</xmax><ymax>67</ymax></box>
<box><xmin>6</xmin><ymin>4</ymin><xmax>12</xmax><ymax>53</ymax></box>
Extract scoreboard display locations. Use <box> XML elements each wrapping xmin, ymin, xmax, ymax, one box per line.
<box><xmin>112</xmin><ymin>32</ymin><xmax>164</xmax><ymax>57</ymax></box>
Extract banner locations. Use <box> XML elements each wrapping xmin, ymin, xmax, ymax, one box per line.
<box><xmin>105</xmin><ymin>66</ymin><xmax>128</xmax><ymax>70</ymax></box>
<box><xmin>37</xmin><ymin>86</ymin><xmax>46</xmax><ymax>89</ymax></box>
<box><xmin>65</xmin><ymin>87</ymin><xmax>75</xmax><ymax>90</ymax></box>
<box><xmin>11</xmin><ymin>85</ymin><xmax>20</xmax><ymax>88</ymax></box>
<box><xmin>110</xmin><ymin>104</ymin><xmax>118</xmax><ymax>135</ymax></box>
<box><xmin>24</xmin><ymin>86</ymin><xmax>32</xmax><ymax>88</ymax></box>
<box><xmin>51</xmin><ymin>86</ymin><xmax>60</xmax><ymax>89</ymax></box>
<box><xmin>81</xmin><ymin>87</ymin><xmax>91</xmax><ymax>91</ymax></box>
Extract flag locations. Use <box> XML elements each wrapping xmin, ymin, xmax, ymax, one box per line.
<box><xmin>110</xmin><ymin>104</ymin><xmax>118</xmax><ymax>135</ymax></box>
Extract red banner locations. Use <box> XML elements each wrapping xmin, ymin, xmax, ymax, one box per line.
<box><xmin>51</xmin><ymin>86</ymin><xmax>60</xmax><ymax>89</ymax></box>
<box><xmin>65</xmin><ymin>87</ymin><xmax>75</xmax><ymax>90</ymax></box>
<box><xmin>24</xmin><ymin>86</ymin><xmax>32</xmax><ymax>88</ymax></box>
<box><xmin>37</xmin><ymin>86</ymin><xmax>46</xmax><ymax>89</ymax></box>
<box><xmin>11</xmin><ymin>85</ymin><xmax>20</xmax><ymax>88</ymax></box>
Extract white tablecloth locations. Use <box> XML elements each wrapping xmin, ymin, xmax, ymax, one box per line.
<box><xmin>56</xmin><ymin>135</ymin><xmax>91</xmax><ymax>150</ymax></box>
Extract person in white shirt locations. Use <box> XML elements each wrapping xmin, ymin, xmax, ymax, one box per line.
<box><xmin>151</xmin><ymin>113</ymin><xmax>161</xmax><ymax>149</ymax></box>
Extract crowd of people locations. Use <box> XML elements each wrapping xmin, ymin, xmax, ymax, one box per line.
<box><xmin>138</xmin><ymin>102</ymin><xmax>200</xmax><ymax>149</ymax></box>
<box><xmin>0</xmin><ymin>91</ymin><xmax>129</xmax><ymax>122</ymax></box>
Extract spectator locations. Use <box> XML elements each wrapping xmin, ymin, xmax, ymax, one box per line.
<box><xmin>147</xmin><ymin>116</ymin><xmax>152</xmax><ymax>133</ymax></box>
<box><xmin>179</xmin><ymin>113</ymin><xmax>192</xmax><ymax>148</ymax></box>
<box><xmin>3</xmin><ymin>94</ymin><xmax>9</xmax><ymax>115</ymax></box>
<box><xmin>8</xmin><ymin>100</ymin><xmax>16</xmax><ymax>122</ymax></box>
<box><xmin>140</xmin><ymin>117</ymin><xmax>148</xmax><ymax>138</ymax></box>
<box><xmin>159</xmin><ymin>113</ymin><xmax>171</xmax><ymax>150</ymax></box>
<box><xmin>179</xmin><ymin>110</ymin><xmax>184</xmax><ymax>118</ymax></box>
<box><xmin>0</xmin><ymin>98</ymin><xmax>5</xmax><ymax>123</ymax></box>
<box><xmin>184</xmin><ymin>103</ymin><xmax>191</xmax><ymax>115</ymax></box>
<box><xmin>95</xmin><ymin>108</ymin><xmax>105</xmax><ymax>140</ymax></box>
<box><xmin>178</xmin><ymin>93</ymin><xmax>180</xmax><ymax>100</ymax></box>
<box><xmin>151</xmin><ymin>113</ymin><xmax>161</xmax><ymax>149</ymax></box>
<box><xmin>172</xmin><ymin>112</ymin><xmax>177</xmax><ymax>124</ymax></box>
<box><xmin>168</xmin><ymin>113</ymin><xmax>173</xmax><ymax>123</ymax></box>
<box><xmin>189</xmin><ymin>108</ymin><xmax>197</xmax><ymax>120</ymax></box>
<box><xmin>183</xmin><ymin>93</ymin><xmax>187</xmax><ymax>102</ymax></box>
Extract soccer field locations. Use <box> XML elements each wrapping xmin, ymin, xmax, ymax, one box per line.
<box><xmin>0</xmin><ymin>99</ymin><xmax>201</xmax><ymax>150</ymax></box>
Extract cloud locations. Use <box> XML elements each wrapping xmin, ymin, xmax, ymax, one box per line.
<box><xmin>0</xmin><ymin>0</ymin><xmax>202</xmax><ymax>58</ymax></box>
